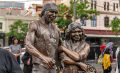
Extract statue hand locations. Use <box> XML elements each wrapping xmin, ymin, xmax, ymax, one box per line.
<box><xmin>42</xmin><ymin>56</ymin><xmax>55</xmax><ymax>69</ymax></box>
<box><xmin>58</xmin><ymin>46</ymin><xmax>64</xmax><ymax>52</ymax></box>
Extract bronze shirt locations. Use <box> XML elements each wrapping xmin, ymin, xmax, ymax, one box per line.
<box><xmin>29</xmin><ymin>18</ymin><xmax>60</xmax><ymax>64</ymax></box>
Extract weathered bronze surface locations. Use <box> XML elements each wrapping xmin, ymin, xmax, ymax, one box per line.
<box><xmin>25</xmin><ymin>3</ymin><xmax>60</xmax><ymax>73</ymax></box>
<box><xmin>60</xmin><ymin>22</ymin><xmax>96</xmax><ymax>73</ymax></box>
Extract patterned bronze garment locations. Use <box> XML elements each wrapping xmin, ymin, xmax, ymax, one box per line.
<box><xmin>60</xmin><ymin>22</ymin><xmax>96</xmax><ymax>73</ymax></box>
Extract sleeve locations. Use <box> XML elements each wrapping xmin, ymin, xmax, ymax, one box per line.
<box><xmin>6</xmin><ymin>51</ymin><xmax>23</xmax><ymax>73</ymax></box>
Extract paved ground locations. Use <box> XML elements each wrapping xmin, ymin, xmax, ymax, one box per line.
<box><xmin>20</xmin><ymin>60</ymin><xmax>117</xmax><ymax>73</ymax></box>
<box><xmin>87</xmin><ymin>60</ymin><xmax>116</xmax><ymax>73</ymax></box>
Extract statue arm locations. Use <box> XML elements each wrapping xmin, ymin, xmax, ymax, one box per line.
<box><xmin>60</xmin><ymin>46</ymin><xmax>81</xmax><ymax>61</ymax></box>
<box><xmin>25</xmin><ymin>22</ymin><xmax>44</xmax><ymax>60</ymax></box>
<box><xmin>62</xmin><ymin>55</ymin><xmax>88</xmax><ymax>70</ymax></box>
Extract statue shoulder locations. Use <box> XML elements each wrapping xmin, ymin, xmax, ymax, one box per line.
<box><xmin>29</xmin><ymin>20</ymin><xmax>42</xmax><ymax>31</ymax></box>
<box><xmin>29</xmin><ymin>21</ymin><xmax>37</xmax><ymax>30</ymax></box>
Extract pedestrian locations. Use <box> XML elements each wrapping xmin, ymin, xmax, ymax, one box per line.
<box><xmin>102</xmin><ymin>48</ymin><xmax>112</xmax><ymax>73</ymax></box>
<box><xmin>25</xmin><ymin>2</ymin><xmax>62</xmax><ymax>73</ymax></box>
<box><xmin>22</xmin><ymin>52</ymin><xmax>33</xmax><ymax>73</ymax></box>
<box><xmin>0</xmin><ymin>48</ymin><xmax>23</xmax><ymax>73</ymax></box>
<box><xmin>9</xmin><ymin>37</ymin><xmax>22</xmax><ymax>64</ymax></box>
<box><xmin>59</xmin><ymin>22</ymin><xmax>96</xmax><ymax>73</ymax></box>
<box><xmin>100</xmin><ymin>41</ymin><xmax>106</xmax><ymax>54</ymax></box>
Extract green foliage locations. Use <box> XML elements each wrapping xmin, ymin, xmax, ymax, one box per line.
<box><xmin>7</xmin><ymin>20</ymin><xmax>28</xmax><ymax>41</ymax></box>
<box><xmin>56</xmin><ymin>17</ymin><xmax>72</xmax><ymax>28</ymax></box>
<box><xmin>57</xmin><ymin>3</ymin><xmax>69</xmax><ymax>17</ymax></box>
<box><xmin>56</xmin><ymin>0</ymin><xmax>99</xmax><ymax>29</ymax></box>
<box><xmin>110</xmin><ymin>18</ymin><xmax>120</xmax><ymax>35</ymax></box>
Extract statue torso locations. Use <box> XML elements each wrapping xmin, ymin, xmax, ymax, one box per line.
<box><xmin>32</xmin><ymin>19</ymin><xmax>60</xmax><ymax>64</ymax></box>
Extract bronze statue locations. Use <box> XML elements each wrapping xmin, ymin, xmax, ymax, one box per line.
<box><xmin>25</xmin><ymin>3</ymin><xmax>61</xmax><ymax>73</ymax></box>
<box><xmin>59</xmin><ymin>22</ymin><xmax>96</xmax><ymax>73</ymax></box>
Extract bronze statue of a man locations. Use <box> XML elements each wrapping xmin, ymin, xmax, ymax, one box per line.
<box><xmin>59</xmin><ymin>22</ymin><xmax>96</xmax><ymax>73</ymax></box>
<box><xmin>25</xmin><ymin>3</ymin><xmax>61</xmax><ymax>73</ymax></box>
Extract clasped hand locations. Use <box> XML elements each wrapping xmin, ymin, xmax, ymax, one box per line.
<box><xmin>42</xmin><ymin>56</ymin><xmax>55</xmax><ymax>69</ymax></box>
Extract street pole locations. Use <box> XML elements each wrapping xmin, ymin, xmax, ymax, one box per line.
<box><xmin>73</xmin><ymin>0</ymin><xmax>76</xmax><ymax>22</ymax></box>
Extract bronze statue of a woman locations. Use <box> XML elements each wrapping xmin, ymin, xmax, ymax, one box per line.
<box><xmin>59</xmin><ymin>22</ymin><xmax>96</xmax><ymax>73</ymax></box>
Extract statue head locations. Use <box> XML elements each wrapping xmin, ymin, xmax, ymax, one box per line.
<box><xmin>40</xmin><ymin>3</ymin><xmax>58</xmax><ymax>23</ymax></box>
<box><xmin>65</xmin><ymin>22</ymin><xmax>86</xmax><ymax>42</ymax></box>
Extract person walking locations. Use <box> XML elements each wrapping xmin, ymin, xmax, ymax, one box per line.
<box><xmin>102</xmin><ymin>48</ymin><xmax>112</xmax><ymax>73</ymax></box>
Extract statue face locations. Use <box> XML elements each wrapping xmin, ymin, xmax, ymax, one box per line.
<box><xmin>44</xmin><ymin>10</ymin><xmax>58</xmax><ymax>23</ymax></box>
<box><xmin>70</xmin><ymin>28</ymin><xmax>82</xmax><ymax>41</ymax></box>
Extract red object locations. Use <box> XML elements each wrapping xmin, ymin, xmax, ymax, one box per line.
<box><xmin>100</xmin><ymin>44</ymin><xmax>106</xmax><ymax>53</ymax></box>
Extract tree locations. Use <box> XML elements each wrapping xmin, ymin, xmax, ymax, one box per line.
<box><xmin>56</xmin><ymin>0</ymin><xmax>98</xmax><ymax>29</ymax></box>
<box><xmin>56</xmin><ymin>4</ymin><xmax>72</xmax><ymax>29</ymax></box>
<box><xmin>110</xmin><ymin>18</ymin><xmax>120</xmax><ymax>35</ymax></box>
<box><xmin>7</xmin><ymin>20</ymin><xmax>28</xmax><ymax>41</ymax></box>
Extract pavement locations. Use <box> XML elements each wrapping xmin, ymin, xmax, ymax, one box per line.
<box><xmin>20</xmin><ymin>60</ymin><xmax>117</xmax><ymax>73</ymax></box>
<box><xmin>87</xmin><ymin>60</ymin><xmax>116</xmax><ymax>73</ymax></box>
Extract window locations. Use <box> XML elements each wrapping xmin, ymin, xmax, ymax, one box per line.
<box><xmin>113</xmin><ymin>3</ymin><xmax>115</xmax><ymax>11</ymax></box>
<box><xmin>0</xmin><ymin>22</ymin><xmax>2</xmax><ymax>29</ymax></box>
<box><xmin>113</xmin><ymin>3</ymin><xmax>119</xmax><ymax>11</ymax></box>
<box><xmin>104</xmin><ymin>2</ymin><xmax>109</xmax><ymax>11</ymax></box>
<box><xmin>94</xmin><ymin>1</ymin><xmax>97</xmax><ymax>9</ymax></box>
<box><xmin>91</xmin><ymin>0</ymin><xmax>97</xmax><ymax>9</ymax></box>
<box><xmin>107</xmin><ymin>2</ymin><xmax>109</xmax><ymax>11</ymax></box>
<box><xmin>104</xmin><ymin>16</ymin><xmax>109</xmax><ymax>27</ymax></box>
<box><xmin>91</xmin><ymin>15</ymin><xmax>97</xmax><ymax>27</ymax></box>
<box><xmin>80</xmin><ymin>17</ymin><xmax>86</xmax><ymax>26</ymax></box>
<box><xmin>116</xmin><ymin>3</ymin><xmax>118</xmax><ymax>11</ymax></box>
<box><xmin>104</xmin><ymin>2</ymin><xmax>106</xmax><ymax>10</ymax></box>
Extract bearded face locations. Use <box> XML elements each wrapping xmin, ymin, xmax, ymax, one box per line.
<box><xmin>70</xmin><ymin>28</ymin><xmax>83</xmax><ymax>42</ymax></box>
<box><xmin>44</xmin><ymin>10</ymin><xmax>58</xmax><ymax>23</ymax></box>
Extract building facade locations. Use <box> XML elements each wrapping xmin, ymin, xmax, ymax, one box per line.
<box><xmin>83</xmin><ymin>0</ymin><xmax>120</xmax><ymax>45</ymax></box>
<box><xmin>0</xmin><ymin>15</ymin><xmax>37</xmax><ymax>46</ymax></box>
